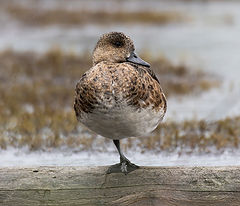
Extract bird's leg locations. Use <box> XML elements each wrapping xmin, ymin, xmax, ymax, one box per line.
<box><xmin>113</xmin><ymin>139</ymin><xmax>130</xmax><ymax>163</ymax></box>
<box><xmin>107</xmin><ymin>139</ymin><xmax>139</xmax><ymax>175</ymax></box>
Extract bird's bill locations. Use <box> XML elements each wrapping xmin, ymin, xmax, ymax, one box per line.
<box><xmin>126</xmin><ymin>52</ymin><xmax>150</xmax><ymax>67</ymax></box>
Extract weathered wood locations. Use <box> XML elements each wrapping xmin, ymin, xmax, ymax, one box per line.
<box><xmin>0</xmin><ymin>166</ymin><xmax>240</xmax><ymax>206</ymax></box>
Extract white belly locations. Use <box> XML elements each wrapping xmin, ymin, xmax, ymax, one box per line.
<box><xmin>79</xmin><ymin>104</ymin><xmax>165</xmax><ymax>140</ymax></box>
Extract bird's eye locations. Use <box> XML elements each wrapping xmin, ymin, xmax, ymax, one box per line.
<box><xmin>114</xmin><ymin>41</ymin><xmax>123</xmax><ymax>47</ymax></box>
<box><xmin>114</xmin><ymin>41</ymin><xmax>122</xmax><ymax>47</ymax></box>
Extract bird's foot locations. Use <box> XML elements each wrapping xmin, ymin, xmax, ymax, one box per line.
<box><xmin>106</xmin><ymin>159</ymin><xmax>139</xmax><ymax>175</ymax></box>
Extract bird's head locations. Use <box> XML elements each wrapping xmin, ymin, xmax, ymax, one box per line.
<box><xmin>92</xmin><ymin>32</ymin><xmax>150</xmax><ymax>68</ymax></box>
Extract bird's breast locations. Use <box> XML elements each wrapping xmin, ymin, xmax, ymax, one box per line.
<box><xmin>74</xmin><ymin>62</ymin><xmax>167</xmax><ymax>139</ymax></box>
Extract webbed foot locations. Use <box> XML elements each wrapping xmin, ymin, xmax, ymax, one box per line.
<box><xmin>106</xmin><ymin>159</ymin><xmax>139</xmax><ymax>175</ymax></box>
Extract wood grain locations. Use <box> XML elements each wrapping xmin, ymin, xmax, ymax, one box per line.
<box><xmin>0</xmin><ymin>166</ymin><xmax>240</xmax><ymax>206</ymax></box>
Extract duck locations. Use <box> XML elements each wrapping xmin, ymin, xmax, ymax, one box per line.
<box><xmin>74</xmin><ymin>32</ymin><xmax>167</xmax><ymax>174</ymax></box>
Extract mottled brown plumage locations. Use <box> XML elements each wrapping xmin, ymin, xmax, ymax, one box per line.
<box><xmin>74</xmin><ymin>32</ymin><xmax>167</xmax><ymax>174</ymax></box>
<box><xmin>92</xmin><ymin>32</ymin><xmax>134</xmax><ymax>66</ymax></box>
<box><xmin>74</xmin><ymin>62</ymin><xmax>166</xmax><ymax>117</ymax></box>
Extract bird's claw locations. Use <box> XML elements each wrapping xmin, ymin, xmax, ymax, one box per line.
<box><xmin>107</xmin><ymin>160</ymin><xmax>139</xmax><ymax>175</ymax></box>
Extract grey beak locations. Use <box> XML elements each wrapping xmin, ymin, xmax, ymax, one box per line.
<box><xmin>126</xmin><ymin>52</ymin><xmax>150</xmax><ymax>68</ymax></box>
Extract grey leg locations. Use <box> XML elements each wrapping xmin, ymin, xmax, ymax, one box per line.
<box><xmin>113</xmin><ymin>139</ymin><xmax>129</xmax><ymax>162</ymax></box>
<box><xmin>106</xmin><ymin>140</ymin><xmax>139</xmax><ymax>175</ymax></box>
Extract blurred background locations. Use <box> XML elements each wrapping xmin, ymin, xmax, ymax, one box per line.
<box><xmin>0</xmin><ymin>0</ymin><xmax>240</xmax><ymax>167</ymax></box>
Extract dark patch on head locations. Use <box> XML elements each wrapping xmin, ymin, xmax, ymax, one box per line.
<box><xmin>111</xmin><ymin>39</ymin><xmax>125</xmax><ymax>48</ymax></box>
<box><xmin>95</xmin><ymin>32</ymin><xmax>134</xmax><ymax>51</ymax></box>
<box><xmin>93</xmin><ymin>32</ymin><xmax>136</xmax><ymax>65</ymax></box>
<box><xmin>107</xmin><ymin>32</ymin><xmax>126</xmax><ymax>48</ymax></box>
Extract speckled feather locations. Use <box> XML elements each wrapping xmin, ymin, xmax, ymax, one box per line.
<box><xmin>74</xmin><ymin>62</ymin><xmax>166</xmax><ymax>115</ymax></box>
<box><xmin>74</xmin><ymin>32</ymin><xmax>167</xmax><ymax>139</ymax></box>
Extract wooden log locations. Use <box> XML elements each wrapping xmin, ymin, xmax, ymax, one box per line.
<box><xmin>0</xmin><ymin>166</ymin><xmax>240</xmax><ymax>206</ymax></box>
